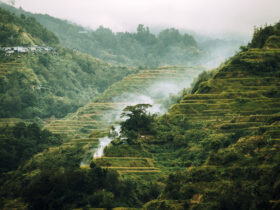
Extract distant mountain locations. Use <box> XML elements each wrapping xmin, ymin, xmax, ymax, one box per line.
<box><xmin>0</xmin><ymin>7</ymin><xmax>136</xmax><ymax>119</ymax></box>
<box><xmin>0</xmin><ymin>2</ymin><xmax>207</xmax><ymax>67</ymax></box>
<box><xmin>0</xmin><ymin>2</ymin><xmax>244</xmax><ymax>68</ymax></box>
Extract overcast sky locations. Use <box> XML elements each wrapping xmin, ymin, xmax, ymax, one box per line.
<box><xmin>11</xmin><ymin>0</ymin><xmax>280</xmax><ymax>37</ymax></box>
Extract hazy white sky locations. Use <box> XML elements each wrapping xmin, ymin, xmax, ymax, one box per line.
<box><xmin>11</xmin><ymin>0</ymin><xmax>280</xmax><ymax>36</ymax></box>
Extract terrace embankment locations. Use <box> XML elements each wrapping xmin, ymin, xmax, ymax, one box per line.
<box><xmin>45</xmin><ymin>66</ymin><xmax>204</xmax><ymax>148</ymax></box>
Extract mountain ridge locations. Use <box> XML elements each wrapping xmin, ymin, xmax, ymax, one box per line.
<box><xmin>0</xmin><ymin>2</ymin><xmax>242</xmax><ymax>68</ymax></box>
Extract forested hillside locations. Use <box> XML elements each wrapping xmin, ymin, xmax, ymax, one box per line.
<box><xmin>0</xmin><ymin>2</ymin><xmax>242</xmax><ymax>67</ymax></box>
<box><xmin>0</xmin><ymin>8</ymin><xmax>58</xmax><ymax>46</ymax></box>
<box><xmin>0</xmin><ymin>8</ymin><xmax>136</xmax><ymax>119</ymax></box>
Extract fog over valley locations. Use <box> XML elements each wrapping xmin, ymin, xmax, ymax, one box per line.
<box><xmin>0</xmin><ymin>0</ymin><xmax>280</xmax><ymax>209</ymax></box>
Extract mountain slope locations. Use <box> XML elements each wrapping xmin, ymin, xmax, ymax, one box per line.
<box><xmin>0</xmin><ymin>7</ymin><xmax>58</xmax><ymax>46</ymax></box>
<box><xmin>0</xmin><ymin>8</ymin><xmax>136</xmax><ymax>119</ymax></box>
<box><xmin>91</xmin><ymin>22</ymin><xmax>280</xmax><ymax>209</ymax></box>
<box><xmin>1</xmin><ymin>3</ymin><xmax>279</xmax><ymax>209</ymax></box>
<box><xmin>0</xmin><ymin>65</ymin><xmax>204</xmax><ymax>209</ymax></box>
<box><xmin>139</xmin><ymin>23</ymin><xmax>280</xmax><ymax>209</ymax></box>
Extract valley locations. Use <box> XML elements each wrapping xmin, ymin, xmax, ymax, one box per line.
<box><xmin>45</xmin><ymin>66</ymin><xmax>204</xmax><ymax>170</ymax></box>
<box><xmin>45</xmin><ymin>66</ymin><xmax>203</xmax><ymax>138</ymax></box>
<box><xmin>0</xmin><ymin>2</ymin><xmax>280</xmax><ymax>209</ymax></box>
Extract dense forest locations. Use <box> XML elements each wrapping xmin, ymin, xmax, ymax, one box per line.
<box><xmin>0</xmin><ymin>122</ymin><xmax>62</xmax><ymax>173</ymax></box>
<box><xmin>0</xmin><ymin>2</ymin><xmax>280</xmax><ymax>210</ymax></box>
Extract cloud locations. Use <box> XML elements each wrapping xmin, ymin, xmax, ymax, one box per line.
<box><xmin>15</xmin><ymin>0</ymin><xmax>280</xmax><ymax>36</ymax></box>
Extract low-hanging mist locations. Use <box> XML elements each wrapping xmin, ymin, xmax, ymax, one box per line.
<box><xmin>13</xmin><ymin>0</ymin><xmax>280</xmax><ymax>37</ymax></box>
<box><xmin>91</xmin><ymin>78</ymin><xmax>195</xmax><ymax>159</ymax></box>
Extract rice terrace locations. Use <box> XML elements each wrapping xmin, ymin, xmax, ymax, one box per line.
<box><xmin>0</xmin><ymin>0</ymin><xmax>280</xmax><ymax>209</ymax></box>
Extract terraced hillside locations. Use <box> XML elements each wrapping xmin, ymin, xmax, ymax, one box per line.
<box><xmin>86</xmin><ymin>48</ymin><xmax>278</xmax><ymax>179</ymax></box>
<box><xmin>42</xmin><ymin>66</ymin><xmax>203</xmax><ymax>179</ymax></box>
<box><xmin>81</xmin><ymin>157</ymin><xmax>161</xmax><ymax>176</ymax></box>
<box><xmin>45</xmin><ymin>66</ymin><xmax>204</xmax><ymax>141</ymax></box>
<box><xmin>140</xmin><ymin>42</ymin><xmax>280</xmax><ymax>208</ymax></box>
<box><xmin>96</xmin><ymin>24</ymin><xmax>280</xmax><ymax>209</ymax></box>
<box><xmin>171</xmin><ymin>48</ymin><xmax>280</xmax><ymax>131</ymax></box>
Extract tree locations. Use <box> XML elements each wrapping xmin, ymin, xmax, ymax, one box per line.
<box><xmin>8</xmin><ymin>0</ymin><xmax>16</xmax><ymax>6</ymax></box>
<box><xmin>136</xmin><ymin>24</ymin><xmax>156</xmax><ymax>46</ymax></box>
<box><xmin>120</xmin><ymin>104</ymin><xmax>156</xmax><ymax>139</ymax></box>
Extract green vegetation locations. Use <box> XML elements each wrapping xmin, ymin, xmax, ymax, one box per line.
<box><xmin>1</xmin><ymin>3</ymin><xmax>280</xmax><ymax>209</ymax></box>
<box><xmin>120</xmin><ymin>104</ymin><xmax>156</xmax><ymax>140</ymax></box>
<box><xmin>102</xmin><ymin>22</ymin><xmax>280</xmax><ymax>209</ymax></box>
<box><xmin>0</xmin><ymin>2</ymin><xmax>205</xmax><ymax>67</ymax></box>
<box><xmin>250</xmin><ymin>23</ymin><xmax>280</xmax><ymax>49</ymax></box>
<box><xmin>0</xmin><ymin>8</ymin><xmax>58</xmax><ymax>46</ymax></box>
<box><xmin>0</xmin><ymin>8</ymin><xmax>136</xmax><ymax>119</ymax></box>
<box><xmin>0</xmin><ymin>12</ymin><xmax>204</xmax><ymax>208</ymax></box>
<box><xmin>189</xmin><ymin>68</ymin><xmax>217</xmax><ymax>94</ymax></box>
<box><xmin>0</xmin><ymin>122</ymin><xmax>62</xmax><ymax>173</ymax></box>
<box><xmin>45</xmin><ymin>66</ymin><xmax>203</xmax><ymax>138</ymax></box>
<box><xmin>0</xmin><ymin>52</ymin><xmax>135</xmax><ymax>119</ymax></box>
<box><xmin>0</xmin><ymin>140</ymin><xmax>162</xmax><ymax>209</ymax></box>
